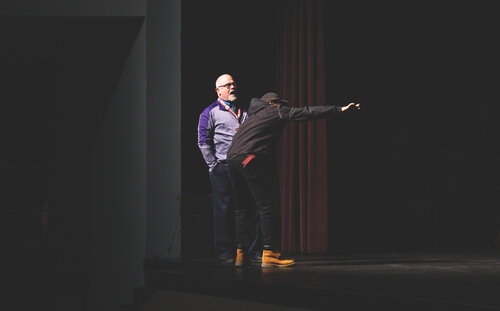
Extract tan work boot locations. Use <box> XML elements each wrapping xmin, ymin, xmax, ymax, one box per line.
<box><xmin>235</xmin><ymin>248</ymin><xmax>246</xmax><ymax>267</ymax></box>
<box><xmin>261</xmin><ymin>250</ymin><xmax>296</xmax><ymax>268</ymax></box>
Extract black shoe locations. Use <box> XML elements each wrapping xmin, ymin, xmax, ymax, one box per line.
<box><xmin>249</xmin><ymin>255</ymin><xmax>262</xmax><ymax>263</ymax></box>
<box><xmin>217</xmin><ymin>256</ymin><xmax>235</xmax><ymax>265</ymax></box>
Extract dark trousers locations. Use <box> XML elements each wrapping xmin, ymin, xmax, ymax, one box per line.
<box><xmin>228</xmin><ymin>155</ymin><xmax>278</xmax><ymax>250</ymax></box>
<box><xmin>209</xmin><ymin>163</ymin><xmax>261</xmax><ymax>260</ymax></box>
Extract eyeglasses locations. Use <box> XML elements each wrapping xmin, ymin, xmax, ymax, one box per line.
<box><xmin>217</xmin><ymin>82</ymin><xmax>237</xmax><ymax>89</ymax></box>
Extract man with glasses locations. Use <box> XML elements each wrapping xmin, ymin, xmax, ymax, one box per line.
<box><xmin>198</xmin><ymin>74</ymin><xmax>261</xmax><ymax>265</ymax></box>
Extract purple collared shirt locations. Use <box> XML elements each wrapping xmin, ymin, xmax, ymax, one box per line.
<box><xmin>197</xmin><ymin>98</ymin><xmax>247</xmax><ymax>171</ymax></box>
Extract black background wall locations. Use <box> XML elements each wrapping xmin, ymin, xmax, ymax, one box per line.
<box><xmin>324</xmin><ymin>1</ymin><xmax>500</xmax><ymax>253</ymax></box>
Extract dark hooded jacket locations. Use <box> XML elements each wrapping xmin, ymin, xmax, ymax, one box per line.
<box><xmin>226</xmin><ymin>98</ymin><xmax>342</xmax><ymax>159</ymax></box>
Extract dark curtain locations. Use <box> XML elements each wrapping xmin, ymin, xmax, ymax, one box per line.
<box><xmin>277</xmin><ymin>0</ymin><xmax>327</xmax><ymax>254</ymax></box>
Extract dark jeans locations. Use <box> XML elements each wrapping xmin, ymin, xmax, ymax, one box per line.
<box><xmin>228</xmin><ymin>155</ymin><xmax>278</xmax><ymax>250</ymax></box>
<box><xmin>209</xmin><ymin>163</ymin><xmax>261</xmax><ymax>260</ymax></box>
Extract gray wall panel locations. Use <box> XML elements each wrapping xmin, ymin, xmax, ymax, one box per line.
<box><xmin>88</xmin><ymin>22</ymin><xmax>147</xmax><ymax>311</ymax></box>
<box><xmin>146</xmin><ymin>0</ymin><xmax>182</xmax><ymax>259</ymax></box>
<box><xmin>0</xmin><ymin>0</ymin><xmax>145</xmax><ymax>16</ymax></box>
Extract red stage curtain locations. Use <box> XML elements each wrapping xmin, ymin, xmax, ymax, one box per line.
<box><xmin>277</xmin><ymin>0</ymin><xmax>328</xmax><ymax>254</ymax></box>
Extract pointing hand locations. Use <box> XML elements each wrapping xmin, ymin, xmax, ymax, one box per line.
<box><xmin>341</xmin><ymin>102</ymin><xmax>361</xmax><ymax>112</ymax></box>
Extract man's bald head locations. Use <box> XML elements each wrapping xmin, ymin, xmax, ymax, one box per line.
<box><xmin>215</xmin><ymin>74</ymin><xmax>238</xmax><ymax>102</ymax></box>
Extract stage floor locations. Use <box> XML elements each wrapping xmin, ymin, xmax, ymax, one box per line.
<box><xmin>144</xmin><ymin>251</ymin><xmax>500</xmax><ymax>311</ymax></box>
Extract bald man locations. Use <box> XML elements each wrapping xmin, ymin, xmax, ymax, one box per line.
<box><xmin>198</xmin><ymin>74</ymin><xmax>261</xmax><ymax>264</ymax></box>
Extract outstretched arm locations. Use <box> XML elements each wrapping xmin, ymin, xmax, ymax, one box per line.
<box><xmin>282</xmin><ymin>102</ymin><xmax>360</xmax><ymax>121</ymax></box>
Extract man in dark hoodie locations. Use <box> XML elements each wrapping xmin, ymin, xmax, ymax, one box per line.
<box><xmin>227</xmin><ymin>92</ymin><xmax>360</xmax><ymax>267</ymax></box>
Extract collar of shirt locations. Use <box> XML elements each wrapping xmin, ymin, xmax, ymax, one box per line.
<box><xmin>218</xmin><ymin>98</ymin><xmax>237</xmax><ymax>114</ymax></box>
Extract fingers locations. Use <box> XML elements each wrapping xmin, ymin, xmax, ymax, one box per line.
<box><xmin>343</xmin><ymin>102</ymin><xmax>361</xmax><ymax>112</ymax></box>
<box><xmin>349</xmin><ymin>103</ymin><xmax>361</xmax><ymax>110</ymax></box>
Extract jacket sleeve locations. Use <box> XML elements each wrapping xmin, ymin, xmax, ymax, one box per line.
<box><xmin>279</xmin><ymin>105</ymin><xmax>342</xmax><ymax>121</ymax></box>
<box><xmin>197</xmin><ymin>108</ymin><xmax>217</xmax><ymax>170</ymax></box>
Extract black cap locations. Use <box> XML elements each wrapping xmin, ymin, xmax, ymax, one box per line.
<box><xmin>260</xmin><ymin>92</ymin><xmax>289</xmax><ymax>104</ymax></box>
